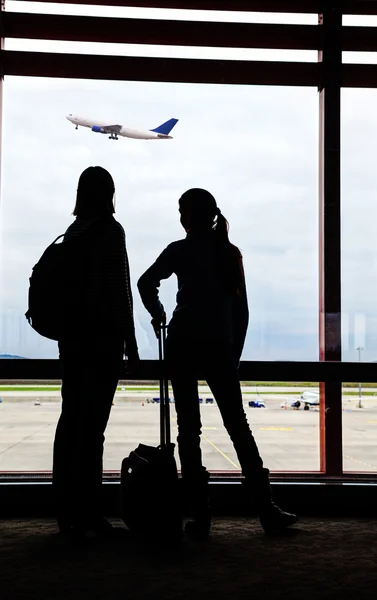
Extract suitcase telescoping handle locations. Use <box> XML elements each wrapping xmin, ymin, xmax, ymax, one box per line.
<box><xmin>157</xmin><ymin>320</ymin><xmax>171</xmax><ymax>449</ymax></box>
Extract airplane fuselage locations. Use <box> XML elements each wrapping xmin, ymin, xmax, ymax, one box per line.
<box><xmin>66</xmin><ymin>115</ymin><xmax>174</xmax><ymax>139</ymax></box>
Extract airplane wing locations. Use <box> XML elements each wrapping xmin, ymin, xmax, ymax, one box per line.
<box><xmin>101</xmin><ymin>124</ymin><xmax>122</xmax><ymax>134</ymax></box>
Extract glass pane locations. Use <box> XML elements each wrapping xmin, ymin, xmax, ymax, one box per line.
<box><xmin>5</xmin><ymin>3</ymin><xmax>317</xmax><ymax>60</ymax></box>
<box><xmin>0</xmin><ymin>77</ymin><xmax>318</xmax><ymax>472</ymax></box>
<box><xmin>180</xmin><ymin>381</ymin><xmax>321</xmax><ymax>472</ymax></box>
<box><xmin>7</xmin><ymin>1</ymin><xmax>318</xmax><ymax>24</ymax></box>
<box><xmin>0</xmin><ymin>77</ymin><xmax>318</xmax><ymax>363</ymax></box>
<box><xmin>0</xmin><ymin>380</ymin><xmax>320</xmax><ymax>472</ymax></box>
<box><xmin>342</xmin><ymin>383</ymin><xmax>377</xmax><ymax>473</ymax></box>
<box><xmin>343</xmin><ymin>53</ymin><xmax>377</xmax><ymax>65</ymax></box>
<box><xmin>343</xmin><ymin>17</ymin><xmax>377</xmax><ymax>63</ymax></box>
<box><xmin>342</xmin><ymin>88</ymin><xmax>377</xmax><ymax>472</ymax></box>
<box><xmin>4</xmin><ymin>38</ymin><xmax>316</xmax><ymax>62</ymax></box>
<box><xmin>342</xmin><ymin>89</ymin><xmax>377</xmax><ymax>364</ymax></box>
<box><xmin>343</xmin><ymin>16</ymin><xmax>377</xmax><ymax>26</ymax></box>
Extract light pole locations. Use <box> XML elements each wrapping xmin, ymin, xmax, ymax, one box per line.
<box><xmin>356</xmin><ymin>346</ymin><xmax>364</xmax><ymax>408</ymax></box>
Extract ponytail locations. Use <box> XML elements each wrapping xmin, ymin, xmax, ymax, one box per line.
<box><xmin>214</xmin><ymin>210</ymin><xmax>228</xmax><ymax>238</ymax></box>
<box><xmin>213</xmin><ymin>210</ymin><xmax>245</xmax><ymax>296</ymax></box>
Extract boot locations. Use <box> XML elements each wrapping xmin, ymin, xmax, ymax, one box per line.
<box><xmin>184</xmin><ymin>468</ymin><xmax>211</xmax><ymax>539</ymax></box>
<box><xmin>245</xmin><ymin>468</ymin><xmax>298</xmax><ymax>533</ymax></box>
<box><xmin>258</xmin><ymin>503</ymin><xmax>298</xmax><ymax>534</ymax></box>
<box><xmin>57</xmin><ymin>505</ymin><xmax>117</xmax><ymax>540</ymax></box>
<box><xmin>57</xmin><ymin>513</ymin><xmax>73</xmax><ymax>534</ymax></box>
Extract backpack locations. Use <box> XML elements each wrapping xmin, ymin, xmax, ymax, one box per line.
<box><xmin>25</xmin><ymin>221</ymin><xmax>101</xmax><ymax>341</ymax></box>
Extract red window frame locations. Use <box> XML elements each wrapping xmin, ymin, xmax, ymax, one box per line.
<box><xmin>1</xmin><ymin>0</ymin><xmax>377</xmax><ymax>479</ymax></box>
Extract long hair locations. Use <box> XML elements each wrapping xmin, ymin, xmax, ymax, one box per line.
<box><xmin>179</xmin><ymin>188</ymin><xmax>245</xmax><ymax>295</ymax></box>
<box><xmin>73</xmin><ymin>166</ymin><xmax>116</xmax><ymax>218</ymax></box>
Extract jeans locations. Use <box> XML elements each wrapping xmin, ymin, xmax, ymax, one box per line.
<box><xmin>166</xmin><ymin>334</ymin><xmax>264</xmax><ymax>482</ymax></box>
<box><xmin>53</xmin><ymin>336</ymin><xmax>124</xmax><ymax>522</ymax></box>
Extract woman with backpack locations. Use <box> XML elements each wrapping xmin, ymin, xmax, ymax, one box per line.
<box><xmin>53</xmin><ymin>166</ymin><xmax>139</xmax><ymax>539</ymax></box>
<box><xmin>138</xmin><ymin>188</ymin><xmax>297</xmax><ymax>538</ymax></box>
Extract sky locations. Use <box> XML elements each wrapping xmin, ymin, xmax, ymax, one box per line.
<box><xmin>0</xmin><ymin>2</ymin><xmax>377</xmax><ymax>362</ymax></box>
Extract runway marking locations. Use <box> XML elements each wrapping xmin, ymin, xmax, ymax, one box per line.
<box><xmin>202</xmin><ymin>434</ymin><xmax>240</xmax><ymax>470</ymax></box>
<box><xmin>344</xmin><ymin>454</ymin><xmax>377</xmax><ymax>471</ymax></box>
<box><xmin>172</xmin><ymin>415</ymin><xmax>235</xmax><ymax>466</ymax></box>
<box><xmin>367</xmin><ymin>420</ymin><xmax>377</xmax><ymax>424</ymax></box>
<box><xmin>172</xmin><ymin>418</ymin><xmax>217</xmax><ymax>432</ymax></box>
<box><xmin>0</xmin><ymin>424</ymin><xmax>51</xmax><ymax>456</ymax></box>
<box><xmin>259</xmin><ymin>427</ymin><xmax>293</xmax><ymax>431</ymax></box>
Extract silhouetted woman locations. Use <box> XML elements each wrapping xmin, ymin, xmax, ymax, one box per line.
<box><xmin>138</xmin><ymin>188</ymin><xmax>297</xmax><ymax>537</ymax></box>
<box><xmin>53</xmin><ymin>166</ymin><xmax>139</xmax><ymax>538</ymax></box>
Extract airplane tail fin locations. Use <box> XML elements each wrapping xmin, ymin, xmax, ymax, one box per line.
<box><xmin>150</xmin><ymin>118</ymin><xmax>178</xmax><ymax>135</ymax></box>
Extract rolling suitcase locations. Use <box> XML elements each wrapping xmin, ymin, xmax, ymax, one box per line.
<box><xmin>120</xmin><ymin>323</ymin><xmax>182</xmax><ymax>539</ymax></box>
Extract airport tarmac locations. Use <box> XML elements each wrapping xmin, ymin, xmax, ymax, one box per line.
<box><xmin>1</xmin><ymin>392</ymin><xmax>377</xmax><ymax>473</ymax></box>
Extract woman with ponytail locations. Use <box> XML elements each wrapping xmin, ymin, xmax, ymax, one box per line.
<box><xmin>138</xmin><ymin>188</ymin><xmax>297</xmax><ymax>538</ymax></box>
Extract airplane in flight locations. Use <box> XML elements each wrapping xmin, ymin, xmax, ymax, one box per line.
<box><xmin>66</xmin><ymin>114</ymin><xmax>178</xmax><ymax>140</ymax></box>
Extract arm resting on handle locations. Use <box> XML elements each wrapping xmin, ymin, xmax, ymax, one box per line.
<box><xmin>137</xmin><ymin>245</ymin><xmax>175</xmax><ymax>323</ymax></box>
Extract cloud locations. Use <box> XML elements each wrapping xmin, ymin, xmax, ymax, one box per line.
<box><xmin>1</xmin><ymin>18</ymin><xmax>377</xmax><ymax>361</ymax></box>
<box><xmin>0</xmin><ymin>77</ymin><xmax>319</xmax><ymax>360</ymax></box>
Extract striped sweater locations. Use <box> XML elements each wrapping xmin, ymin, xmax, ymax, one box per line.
<box><xmin>62</xmin><ymin>215</ymin><xmax>138</xmax><ymax>356</ymax></box>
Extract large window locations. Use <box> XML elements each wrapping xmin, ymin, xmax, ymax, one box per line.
<box><xmin>0</xmin><ymin>75</ymin><xmax>320</xmax><ymax>472</ymax></box>
<box><xmin>0</xmin><ymin>381</ymin><xmax>321</xmax><ymax>473</ymax></box>
<box><xmin>2</xmin><ymin>1</ymin><xmax>377</xmax><ymax>481</ymax></box>
<box><xmin>0</xmin><ymin>78</ymin><xmax>318</xmax><ymax>362</ymax></box>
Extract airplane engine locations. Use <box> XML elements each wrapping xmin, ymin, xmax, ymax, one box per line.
<box><xmin>92</xmin><ymin>125</ymin><xmax>106</xmax><ymax>134</ymax></box>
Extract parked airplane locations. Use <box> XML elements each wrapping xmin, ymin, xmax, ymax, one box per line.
<box><xmin>66</xmin><ymin>114</ymin><xmax>179</xmax><ymax>140</ymax></box>
<box><xmin>298</xmin><ymin>390</ymin><xmax>320</xmax><ymax>410</ymax></box>
<box><xmin>301</xmin><ymin>390</ymin><xmax>320</xmax><ymax>407</ymax></box>
<box><xmin>281</xmin><ymin>390</ymin><xmax>320</xmax><ymax>411</ymax></box>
